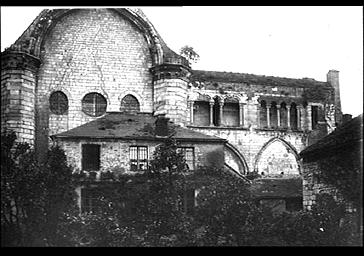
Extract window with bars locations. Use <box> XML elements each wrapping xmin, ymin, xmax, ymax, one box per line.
<box><xmin>129</xmin><ymin>146</ymin><xmax>148</xmax><ymax>171</ymax></box>
<box><xmin>82</xmin><ymin>93</ymin><xmax>107</xmax><ymax>117</ymax></box>
<box><xmin>177</xmin><ymin>147</ymin><xmax>195</xmax><ymax>170</ymax></box>
<box><xmin>49</xmin><ymin>91</ymin><xmax>68</xmax><ymax>115</ymax></box>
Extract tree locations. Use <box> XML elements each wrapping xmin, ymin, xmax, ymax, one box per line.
<box><xmin>179</xmin><ymin>45</ymin><xmax>200</xmax><ymax>66</ymax></box>
<box><xmin>1</xmin><ymin>131</ymin><xmax>76</xmax><ymax>246</ymax></box>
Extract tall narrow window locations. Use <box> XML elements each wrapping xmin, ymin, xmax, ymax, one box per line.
<box><xmin>120</xmin><ymin>94</ymin><xmax>140</xmax><ymax>113</ymax></box>
<box><xmin>222</xmin><ymin>100</ymin><xmax>239</xmax><ymax>127</ymax></box>
<box><xmin>82</xmin><ymin>144</ymin><xmax>101</xmax><ymax>171</ymax></box>
<box><xmin>49</xmin><ymin>91</ymin><xmax>68</xmax><ymax>115</ymax></box>
<box><xmin>290</xmin><ymin>102</ymin><xmax>298</xmax><ymax>130</ymax></box>
<box><xmin>270</xmin><ymin>102</ymin><xmax>278</xmax><ymax>129</ymax></box>
<box><xmin>311</xmin><ymin>106</ymin><xmax>318</xmax><ymax>129</ymax></box>
<box><xmin>82</xmin><ymin>93</ymin><xmax>107</xmax><ymax>117</ymax></box>
<box><xmin>177</xmin><ymin>147</ymin><xmax>195</xmax><ymax>170</ymax></box>
<box><xmin>280</xmin><ymin>102</ymin><xmax>288</xmax><ymax>129</ymax></box>
<box><xmin>213</xmin><ymin>97</ymin><xmax>221</xmax><ymax>126</ymax></box>
<box><xmin>193</xmin><ymin>101</ymin><xmax>210</xmax><ymax>126</ymax></box>
<box><xmin>130</xmin><ymin>146</ymin><xmax>148</xmax><ymax>171</ymax></box>
<box><xmin>260</xmin><ymin>100</ymin><xmax>267</xmax><ymax>128</ymax></box>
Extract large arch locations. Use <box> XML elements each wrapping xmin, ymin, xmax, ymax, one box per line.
<box><xmin>254</xmin><ymin>137</ymin><xmax>301</xmax><ymax>177</ymax></box>
<box><xmin>5</xmin><ymin>8</ymin><xmax>164</xmax><ymax>66</ymax></box>
<box><xmin>225</xmin><ymin>142</ymin><xmax>249</xmax><ymax>175</ymax></box>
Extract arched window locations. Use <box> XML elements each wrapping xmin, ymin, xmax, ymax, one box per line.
<box><xmin>82</xmin><ymin>93</ymin><xmax>107</xmax><ymax>117</ymax></box>
<box><xmin>223</xmin><ymin>97</ymin><xmax>239</xmax><ymax>127</ymax></box>
<box><xmin>120</xmin><ymin>94</ymin><xmax>140</xmax><ymax>113</ymax></box>
<box><xmin>260</xmin><ymin>100</ymin><xmax>267</xmax><ymax>128</ymax></box>
<box><xmin>49</xmin><ymin>91</ymin><xmax>68</xmax><ymax>115</ymax></box>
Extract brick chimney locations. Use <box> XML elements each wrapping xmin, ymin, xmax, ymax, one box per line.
<box><xmin>327</xmin><ymin>70</ymin><xmax>342</xmax><ymax>126</ymax></box>
<box><xmin>155</xmin><ymin>115</ymin><xmax>169</xmax><ymax>137</ymax></box>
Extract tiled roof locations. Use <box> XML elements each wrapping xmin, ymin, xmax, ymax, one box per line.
<box><xmin>300</xmin><ymin>114</ymin><xmax>363</xmax><ymax>158</ymax></box>
<box><xmin>249</xmin><ymin>178</ymin><xmax>303</xmax><ymax>199</ymax></box>
<box><xmin>52</xmin><ymin>112</ymin><xmax>225</xmax><ymax>142</ymax></box>
<box><xmin>191</xmin><ymin>70</ymin><xmax>332</xmax><ymax>89</ymax></box>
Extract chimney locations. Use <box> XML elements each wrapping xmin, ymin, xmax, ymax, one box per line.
<box><xmin>155</xmin><ymin>115</ymin><xmax>169</xmax><ymax>137</ymax></box>
<box><xmin>327</xmin><ymin>70</ymin><xmax>342</xmax><ymax>125</ymax></box>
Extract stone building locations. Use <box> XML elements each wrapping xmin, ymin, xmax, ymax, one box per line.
<box><xmin>1</xmin><ymin>8</ymin><xmax>343</xmax><ymax>213</ymax></box>
<box><xmin>299</xmin><ymin>114</ymin><xmax>362</xmax><ymax>211</ymax></box>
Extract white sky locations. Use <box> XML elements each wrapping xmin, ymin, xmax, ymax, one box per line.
<box><xmin>1</xmin><ymin>6</ymin><xmax>363</xmax><ymax>117</ymax></box>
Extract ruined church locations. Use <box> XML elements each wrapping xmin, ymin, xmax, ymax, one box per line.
<box><xmin>1</xmin><ymin>8</ymin><xmax>343</xmax><ymax>213</ymax></box>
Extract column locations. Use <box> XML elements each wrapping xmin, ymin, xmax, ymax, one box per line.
<box><xmin>307</xmin><ymin>104</ymin><xmax>312</xmax><ymax>130</ymax></box>
<box><xmin>189</xmin><ymin>101</ymin><xmax>194</xmax><ymax>125</ymax></box>
<box><xmin>287</xmin><ymin>104</ymin><xmax>291</xmax><ymax>129</ymax></box>
<box><xmin>297</xmin><ymin>105</ymin><xmax>301</xmax><ymax>130</ymax></box>
<box><xmin>266</xmin><ymin>103</ymin><xmax>271</xmax><ymax>128</ymax></box>
<box><xmin>277</xmin><ymin>105</ymin><xmax>281</xmax><ymax>128</ymax></box>
<box><xmin>209</xmin><ymin>100</ymin><xmax>214</xmax><ymax>126</ymax></box>
<box><xmin>219</xmin><ymin>99</ymin><xmax>224</xmax><ymax>126</ymax></box>
<box><xmin>239</xmin><ymin>102</ymin><xmax>244</xmax><ymax>127</ymax></box>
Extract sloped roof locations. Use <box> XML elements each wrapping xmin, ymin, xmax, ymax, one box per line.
<box><xmin>191</xmin><ymin>70</ymin><xmax>332</xmax><ymax>89</ymax></box>
<box><xmin>249</xmin><ymin>178</ymin><xmax>303</xmax><ymax>199</ymax></box>
<box><xmin>52</xmin><ymin>112</ymin><xmax>225</xmax><ymax>142</ymax></box>
<box><xmin>300</xmin><ymin>114</ymin><xmax>363</xmax><ymax>159</ymax></box>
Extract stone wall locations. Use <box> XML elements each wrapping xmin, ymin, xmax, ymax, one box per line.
<box><xmin>301</xmin><ymin>161</ymin><xmax>339</xmax><ymax>210</ymax></box>
<box><xmin>190</xmin><ymin>127</ymin><xmax>307</xmax><ymax>175</ymax></box>
<box><xmin>56</xmin><ymin>138</ymin><xmax>225</xmax><ymax>174</ymax></box>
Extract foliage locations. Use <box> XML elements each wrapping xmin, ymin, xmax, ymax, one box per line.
<box><xmin>1</xmin><ymin>131</ymin><xmax>76</xmax><ymax>246</ymax></box>
<box><xmin>179</xmin><ymin>45</ymin><xmax>200</xmax><ymax>66</ymax></box>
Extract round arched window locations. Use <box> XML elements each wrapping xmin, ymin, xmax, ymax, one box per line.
<box><xmin>49</xmin><ymin>91</ymin><xmax>68</xmax><ymax>115</ymax></box>
<box><xmin>82</xmin><ymin>93</ymin><xmax>107</xmax><ymax>117</ymax></box>
<box><xmin>120</xmin><ymin>94</ymin><xmax>140</xmax><ymax>113</ymax></box>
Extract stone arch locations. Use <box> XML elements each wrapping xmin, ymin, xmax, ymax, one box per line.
<box><xmin>225</xmin><ymin>142</ymin><xmax>249</xmax><ymax>175</ymax></box>
<box><xmin>254</xmin><ymin>137</ymin><xmax>301</xmax><ymax>177</ymax></box>
<box><xmin>118</xmin><ymin>91</ymin><xmax>143</xmax><ymax>109</ymax></box>
<box><xmin>6</xmin><ymin>8</ymin><xmax>164</xmax><ymax>66</ymax></box>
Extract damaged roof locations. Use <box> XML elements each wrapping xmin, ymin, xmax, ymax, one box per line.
<box><xmin>300</xmin><ymin>114</ymin><xmax>363</xmax><ymax>160</ymax></box>
<box><xmin>51</xmin><ymin>112</ymin><xmax>226</xmax><ymax>143</ymax></box>
<box><xmin>191</xmin><ymin>70</ymin><xmax>332</xmax><ymax>89</ymax></box>
<box><xmin>249</xmin><ymin>178</ymin><xmax>303</xmax><ymax>199</ymax></box>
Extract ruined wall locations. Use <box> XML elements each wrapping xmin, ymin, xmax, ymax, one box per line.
<box><xmin>191</xmin><ymin>127</ymin><xmax>306</xmax><ymax>175</ymax></box>
<box><xmin>36</xmin><ymin>9</ymin><xmax>153</xmax><ymax>151</ymax></box>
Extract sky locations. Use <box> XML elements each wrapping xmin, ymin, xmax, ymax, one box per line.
<box><xmin>1</xmin><ymin>6</ymin><xmax>363</xmax><ymax>117</ymax></box>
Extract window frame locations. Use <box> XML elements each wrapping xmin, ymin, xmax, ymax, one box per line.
<box><xmin>81</xmin><ymin>144</ymin><xmax>101</xmax><ymax>172</ymax></box>
<box><xmin>177</xmin><ymin>147</ymin><xmax>195</xmax><ymax>171</ymax></box>
<box><xmin>129</xmin><ymin>146</ymin><xmax>148</xmax><ymax>172</ymax></box>
<box><xmin>49</xmin><ymin>91</ymin><xmax>69</xmax><ymax>115</ymax></box>
<box><xmin>82</xmin><ymin>92</ymin><xmax>107</xmax><ymax>117</ymax></box>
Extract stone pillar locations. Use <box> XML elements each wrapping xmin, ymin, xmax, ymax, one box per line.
<box><xmin>244</xmin><ymin>102</ymin><xmax>249</xmax><ymax>128</ymax></box>
<box><xmin>209</xmin><ymin>100</ymin><xmax>214</xmax><ymax>126</ymax></box>
<box><xmin>189</xmin><ymin>100</ymin><xmax>194</xmax><ymax>125</ymax></box>
<box><xmin>239</xmin><ymin>102</ymin><xmax>244</xmax><ymax>127</ymax></box>
<box><xmin>277</xmin><ymin>105</ymin><xmax>281</xmax><ymax>128</ymax></box>
<box><xmin>297</xmin><ymin>105</ymin><xmax>302</xmax><ymax>130</ymax></box>
<box><xmin>287</xmin><ymin>104</ymin><xmax>291</xmax><ymax>129</ymax></box>
<box><xmin>307</xmin><ymin>104</ymin><xmax>312</xmax><ymax>130</ymax></box>
<box><xmin>219</xmin><ymin>99</ymin><xmax>224</xmax><ymax>126</ymax></box>
<box><xmin>266</xmin><ymin>103</ymin><xmax>271</xmax><ymax>128</ymax></box>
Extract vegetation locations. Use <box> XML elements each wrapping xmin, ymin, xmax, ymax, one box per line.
<box><xmin>1</xmin><ymin>132</ymin><xmax>361</xmax><ymax>246</ymax></box>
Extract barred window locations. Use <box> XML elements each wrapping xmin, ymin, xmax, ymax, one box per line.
<box><xmin>82</xmin><ymin>93</ymin><xmax>107</xmax><ymax>117</ymax></box>
<box><xmin>120</xmin><ymin>94</ymin><xmax>140</xmax><ymax>113</ymax></box>
<box><xmin>177</xmin><ymin>147</ymin><xmax>195</xmax><ymax>170</ymax></box>
<box><xmin>129</xmin><ymin>146</ymin><xmax>148</xmax><ymax>171</ymax></box>
<box><xmin>49</xmin><ymin>91</ymin><xmax>68</xmax><ymax>115</ymax></box>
